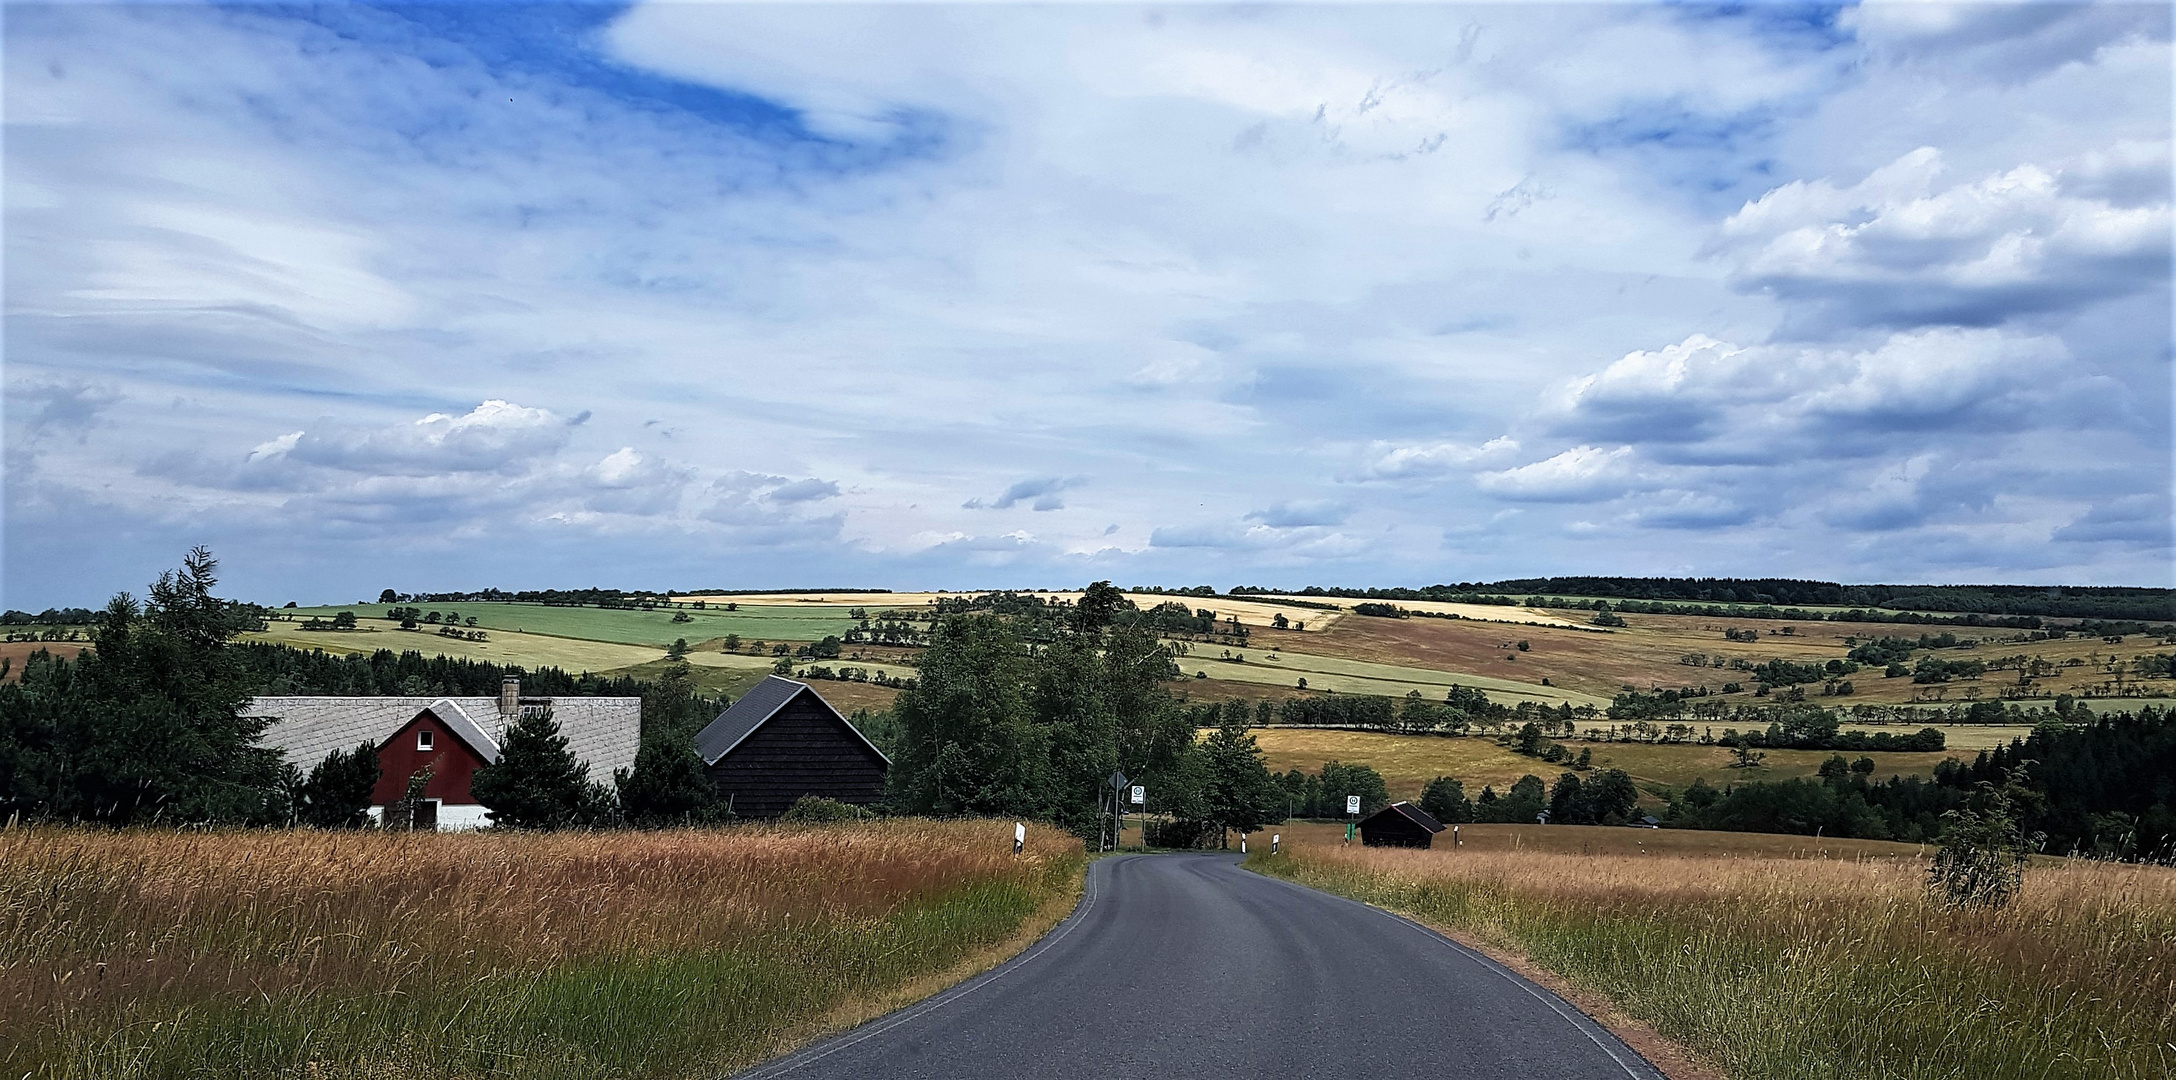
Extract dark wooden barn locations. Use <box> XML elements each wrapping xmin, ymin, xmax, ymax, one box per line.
<box><xmin>695</xmin><ymin>676</ymin><xmax>890</xmax><ymax>818</ymax></box>
<box><xmin>1359</xmin><ymin>801</ymin><xmax>1446</xmax><ymax>849</ymax></box>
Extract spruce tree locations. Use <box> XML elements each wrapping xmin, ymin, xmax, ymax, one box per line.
<box><xmin>470</xmin><ymin>708</ymin><xmax>599</xmax><ymax>829</ymax></box>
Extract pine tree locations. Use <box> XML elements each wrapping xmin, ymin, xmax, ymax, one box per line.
<box><xmin>470</xmin><ymin>708</ymin><xmax>605</xmax><ymax>829</ymax></box>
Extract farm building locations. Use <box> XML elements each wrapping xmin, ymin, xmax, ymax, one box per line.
<box><xmin>253</xmin><ymin>677</ymin><xmax>640</xmax><ymax>830</ymax></box>
<box><xmin>695</xmin><ymin>676</ymin><xmax>889</xmax><ymax>817</ymax></box>
<box><xmin>1359</xmin><ymin>801</ymin><xmax>1446</xmax><ymax>848</ymax></box>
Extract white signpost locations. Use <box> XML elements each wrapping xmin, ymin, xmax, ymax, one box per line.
<box><xmin>1346</xmin><ymin>795</ymin><xmax>1361</xmax><ymax>815</ymax></box>
<box><xmin>1271</xmin><ymin>833</ymin><xmax>1280</xmax><ymax>854</ymax></box>
<box><xmin>1013</xmin><ymin>821</ymin><xmax>1025</xmax><ymax>855</ymax></box>
<box><xmin>1346</xmin><ymin>794</ymin><xmax>1361</xmax><ymax>843</ymax></box>
<box><xmin>1130</xmin><ymin>785</ymin><xmax>1144</xmax><ymax>806</ymax></box>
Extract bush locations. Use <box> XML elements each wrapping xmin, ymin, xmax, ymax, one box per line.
<box><xmin>778</xmin><ymin>795</ymin><xmax>873</xmax><ymax>823</ymax></box>
<box><xmin>1145</xmin><ymin>818</ymin><xmax>1219</xmax><ymax>849</ymax></box>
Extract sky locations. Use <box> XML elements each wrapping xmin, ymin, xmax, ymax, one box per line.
<box><xmin>4</xmin><ymin>1</ymin><xmax>2170</xmax><ymax>608</ymax></box>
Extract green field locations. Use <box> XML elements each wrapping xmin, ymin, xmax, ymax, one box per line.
<box><xmin>285</xmin><ymin>602</ymin><xmax>864</xmax><ymax>647</ymax></box>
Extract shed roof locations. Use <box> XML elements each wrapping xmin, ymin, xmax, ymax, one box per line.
<box><xmin>1363</xmin><ymin>801</ymin><xmax>1446</xmax><ymax>834</ymax></box>
<box><xmin>693</xmin><ymin>676</ymin><xmax>890</xmax><ymax>766</ymax></box>
<box><xmin>251</xmin><ymin>695</ymin><xmax>641</xmax><ymax>777</ymax></box>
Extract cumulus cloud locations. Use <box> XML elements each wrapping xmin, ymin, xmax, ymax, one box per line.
<box><xmin>1549</xmin><ymin>328</ymin><xmax>2083</xmax><ymax>461</ymax></box>
<box><xmin>1477</xmin><ymin>445</ymin><xmax>1641</xmax><ymax>502</ymax></box>
<box><xmin>1716</xmin><ymin>146</ymin><xmax>2171</xmax><ymax>329</ymax></box>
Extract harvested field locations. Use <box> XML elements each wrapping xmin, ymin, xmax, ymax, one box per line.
<box><xmin>1249</xmin><ymin>727</ymin><xmax>1959</xmax><ymax>799</ymax></box>
<box><xmin>0</xmin><ymin>822</ymin><xmax>1083</xmax><ymax>1080</ymax></box>
<box><xmin>287</xmin><ymin>601</ymin><xmax>862</xmax><ymax>647</ymax></box>
<box><xmin>1254</xmin><ymin>839</ymin><xmax>2176</xmax><ymax>1080</ymax></box>
<box><xmin>0</xmin><ymin>642</ymin><xmax>86</xmax><ymax>682</ymax></box>
<box><xmin>244</xmin><ymin>618</ymin><xmax>668</xmax><ymax>671</ymax></box>
<box><xmin>1180</xmin><ymin>644</ymin><xmax>1606</xmax><ymax>708</ymax></box>
<box><xmin>1265</xmin><ymin>820</ymin><xmax>1931</xmax><ymax>861</ymax></box>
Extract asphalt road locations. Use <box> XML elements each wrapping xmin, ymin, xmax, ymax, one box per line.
<box><xmin>735</xmin><ymin>853</ymin><xmax>1664</xmax><ymax>1080</ymax></box>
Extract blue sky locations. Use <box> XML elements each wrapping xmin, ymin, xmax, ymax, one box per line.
<box><xmin>5</xmin><ymin>1</ymin><xmax>2170</xmax><ymax>607</ymax></box>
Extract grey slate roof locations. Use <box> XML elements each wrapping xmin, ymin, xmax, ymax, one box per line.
<box><xmin>693</xmin><ymin>676</ymin><xmax>890</xmax><ymax>766</ymax></box>
<box><xmin>251</xmin><ymin>695</ymin><xmax>641</xmax><ymax>778</ymax></box>
<box><xmin>1369</xmin><ymin>801</ymin><xmax>1446</xmax><ymax>833</ymax></box>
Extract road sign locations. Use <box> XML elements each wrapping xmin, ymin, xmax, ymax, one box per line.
<box><xmin>1346</xmin><ymin>795</ymin><xmax>1361</xmax><ymax>815</ymax></box>
<box><xmin>1109</xmin><ymin>770</ymin><xmax>1129</xmax><ymax>791</ymax></box>
<box><xmin>1130</xmin><ymin>785</ymin><xmax>1144</xmax><ymax>805</ymax></box>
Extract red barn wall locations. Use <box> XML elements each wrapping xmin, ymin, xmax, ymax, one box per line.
<box><xmin>371</xmin><ymin>709</ymin><xmax>492</xmax><ymax>806</ymax></box>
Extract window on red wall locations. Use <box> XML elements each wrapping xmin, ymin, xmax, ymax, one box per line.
<box><xmin>417</xmin><ymin>729</ymin><xmax>434</xmax><ymax>751</ymax></box>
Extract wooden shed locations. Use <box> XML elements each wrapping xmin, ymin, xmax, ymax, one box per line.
<box><xmin>694</xmin><ymin>676</ymin><xmax>890</xmax><ymax>818</ymax></box>
<box><xmin>1360</xmin><ymin>801</ymin><xmax>1446</xmax><ymax>849</ymax></box>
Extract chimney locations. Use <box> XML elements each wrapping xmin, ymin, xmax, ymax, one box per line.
<box><xmin>499</xmin><ymin>676</ymin><xmax>520</xmax><ymax>722</ymax></box>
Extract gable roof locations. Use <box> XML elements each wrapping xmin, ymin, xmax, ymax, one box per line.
<box><xmin>252</xmin><ymin>695</ymin><xmax>642</xmax><ymax>778</ymax></box>
<box><xmin>1363</xmin><ymin>801</ymin><xmax>1446</xmax><ymax>834</ymax></box>
<box><xmin>416</xmin><ymin>699</ymin><xmax>501</xmax><ymax>764</ymax></box>
<box><xmin>694</xmin><ymin>676</ymin><xmax>891</xmax><ymax>767</ymax></box>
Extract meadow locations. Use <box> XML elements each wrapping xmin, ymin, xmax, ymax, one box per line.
<box><xmin>1252</xmin><ymin>836</ymin><xmax>2176</xmax><ymax>1080</ymax></box>
<box><xmin>0</xmin><ymin>821</ymin><xmax>1083</xmax><ymax>1080</ymax></box>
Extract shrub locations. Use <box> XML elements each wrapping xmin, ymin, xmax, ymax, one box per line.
<box><xmin>778</xmin><ymin>795</ymin><xmax>873</xmax><ymax>823</ymax></box>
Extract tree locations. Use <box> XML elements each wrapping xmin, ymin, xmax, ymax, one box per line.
<box><xmin>723</xmin><ymin>634</ymin><xmax>742</xmax><ymax>652</ymax></box>
<box><xmin>1549</xmin><ymin>772</ymin><xmax>1586</xmax><ymax>824</ymax></box>
<box><xmin>1419</xmin><ymin>775</ymin><xmax>1472</xmax><ymax>823</ymax></box>
<box><xmin>1317</xmin><ymin>761</ymin><xmax>1390</xmax><ymax>817</ymax></box>
<box><xmin>295</xmin><ymin>742</ymin><xmax>380</xmax><ymax>828</ymax></box>
<box><xmin>1582</xmin><ymin>768</ymin><xmax>1639</xmax><ymax>824</ymax></box>
<box><xmin>889</xmin><ymin>615</ymin><xmax>1046</xmax><ymax>817</ymax></box>
<box><xmin>0</xmin><ymin>547</ymin><xmax>282</xmax><ymax>824</ymax></box>
<box><xmin>1516</xmin><ymin>721</ymin><xmax>1544</xmax><ymax>756</ymax></box>
<box><xmin>615</xmin><ymin>731</ymin><xmax>725</xmax><ymax>827</ymax></box>
<box><xmin>1928</xmin><ymin>771</ymin><xmax>2042</xmax><ymax>911</ymax></box>
<box><xmin>666</xmin><ymin>638</ymin><xmax>688</xmax><ymax>661</ymax></box>
<box><xmin>470</xmin><ymin>708</ymin><xmax>609</xmax><ymax>829</ymax></box>
<box><xmin>1196</xmin><ymin>721</ymin><xmax>1285</xmax><ymax>846</ymax></box>
<box><xmin>1071</xmin><ymin>580</ymin><xmax>1131</xmax><ymax>633</ymax></box>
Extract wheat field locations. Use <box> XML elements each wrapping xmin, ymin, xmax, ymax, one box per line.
<box><xmin>0</xmin><ymin>822</ymin><xmax>1083</xmax><ymax>1080</ymax></box>
<box><xmin>1254</xmin><ymin>843</ymin><xmax>2176</xmax><ymax>1080</ymax></box>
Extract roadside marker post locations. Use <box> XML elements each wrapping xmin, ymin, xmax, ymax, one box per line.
<box><xmin>1130</xmin><ymin>784</ymin><xmax>1144</xmax><ymax>850</ymax></box>
<box><xmin>1013</xmin><ymin>821</ymin><xmax>1025</xmax><ymax>856</ymax></box>
<box><xmin>1271</xmin><ymin>834</ymin><xmax>1279</xmax><ymax>854</ymax></box>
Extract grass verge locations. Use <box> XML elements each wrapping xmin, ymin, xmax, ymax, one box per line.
<box><xmin>1</xmin><ymin>821</ymin><xmax>1083</xmax><ymax>1079</ymax></box>
<box><xmin>1249</xmin><ymin>842</ymin><xmax>2175</xmax><ymax>1080</ymax></box>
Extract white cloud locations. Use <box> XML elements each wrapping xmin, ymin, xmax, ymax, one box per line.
<box><xmin>2</xmin><ymin>3</ymin><xmax>2166</xmax><ymax>602</ymax></box>
<box><xmin>1717</xmin><ymin>145</ymin><xmax>2170</xmax><ymax>328</ymax></box>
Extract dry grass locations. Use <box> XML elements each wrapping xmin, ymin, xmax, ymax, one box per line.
<box><xmin>0</xmin><ymin>821</ymin><xmax>1082</xmax><ymax>1080</ymax></box>
<box><xmin>1255</xmin><ymin>841</ymin><xmax>2176</xmax><ymax>1080</ymax></box>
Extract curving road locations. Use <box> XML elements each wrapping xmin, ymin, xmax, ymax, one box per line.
<box><xmin>735</xmin><ymin>853</ymin><xmax>1664</xmax><ymax>1080</ymax></box>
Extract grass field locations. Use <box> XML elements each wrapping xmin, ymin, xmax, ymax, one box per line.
<box><xmin>1248</xmin><ymin>727</ymin><xmax>1959</xmax><ymax>800</ymax></box>
<box><xmin>0</xmin><ymin>822</ymin><xmax>1083</xmax><ymax>1080</ymax></box>
<box><xmin>1252</xmin><ymin>840</ymin><xmax>2176</xmax><ymax>1080</ymax></box>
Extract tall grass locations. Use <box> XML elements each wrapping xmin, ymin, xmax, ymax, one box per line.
<box><xmin>1254</xmin><ymin>841</ymin><xmax>2175</xmax><ymax>1080</ymax></box>
<box><xmin>1</xmin><ymin>821</ymin><xmax>1082</xmax><ymax>1079</ymax></box>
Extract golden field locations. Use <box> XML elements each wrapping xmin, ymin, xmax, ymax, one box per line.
<box><xmin>0</xmin><ymin>822</ymin><xmax>1082</xmax><ymax>1080</ymax></box>
<box><xmin>1253</xmin><ymin>840</ymin><xmax>2176</xmax><ymax>1080</ymax></box>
